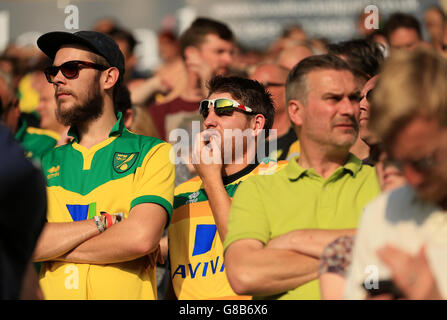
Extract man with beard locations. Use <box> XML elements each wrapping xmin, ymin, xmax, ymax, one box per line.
<box><xmin>223</xmin><ymin>55</ymin><xmax>380</xmax><ymax>300</ymax></box>
<box><xmin>345</xmin><ymin>48</ymin><xmax>447</xmax><ymax>299</ymax></box>
<box><xmin>33</xmin><ymin>31</ymin><xmax>175</xmax><ymax>300</ymax></box>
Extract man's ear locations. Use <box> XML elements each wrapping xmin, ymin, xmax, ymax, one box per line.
<box><xmin>184</xmin><ymin>46</ymin><xmax>200</xmax><ymax>61</ymax></box>
<box><xmin>251</xmin><ymin>113</ymin><xmax>266</xmax><ymax>138</ymax></box>
<box><xmin>103</xmin><ymin>67</ymin><xmax>120</xmax><ymax>90</ymax></box>
<box><xmin>288</xmin><ymin>99</ymin><xmax>304</xmax><ymax>127</ymax></box>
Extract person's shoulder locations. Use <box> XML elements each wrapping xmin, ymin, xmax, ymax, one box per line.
<box><xmin>121</xmin><ymin>129</ymin><xmax>170</xmax><ymax>152</ymax></box>
<box><xmin>174</xmin><ymin>175</ymin><xmax>202</xmax><ymax>196</ymax></box>
<box><xmin>358</xmin><ymin>161</ymin><xmax>377</xmax><ymax>175</ymax></box>
<box><xmin>347</xmin><ymin>154</ymin><xmax>379</xmax><ymax>183</ymax></box>
<box><xmin>25</xmin><ymin>126</ymin><xmax>60</xmax><ymax>142</ymax></box>
<box><xmin>239</xmin><ymin>159</ymin><xmax>289</xmax><ymax>189</ymax></box>
<box><xmin>361</xmin><ymin>185</ymin><xmax>415</xmax><ymax>223</ymax></box>
<box><xmin>355</xmin><ymin>162</ymin><xmax>380</xmax><ymax>184</ymax></box>
<box><xmin>39</xmin><ymin>141</ymin><xmax>72</xmax><ymax>167</ymax></box>
<box><xmin>173</xmin><ymin>175</ymin><xmax>207</xmax><ymax>211</ymax></box>
<box><xmin>252</xmin><ymin>159</ymin><xmax>288</xmax><ymax>176</ymax></box>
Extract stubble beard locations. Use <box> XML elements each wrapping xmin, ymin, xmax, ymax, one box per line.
<box><xmin>332</xmin><ymin>117</ymin><xmax>359</xmax><ymax>150</ymax></box>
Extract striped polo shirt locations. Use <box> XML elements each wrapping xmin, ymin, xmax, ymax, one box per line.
<box><xmin>169</xmin><ymin>159</ymin><xmax>287</xmax><ymax>300</ymax></box>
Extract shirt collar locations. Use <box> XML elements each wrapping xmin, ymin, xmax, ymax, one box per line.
<box><xmin>222</xmin><ymin>159</ymin><xmax>260</xmax><ymax>186</ymax></box>
<box><xmin>343</xmin><ymin>153</ymin><xmax>363</xmax><ymax>176</ymax></box>
<box><xmin>286</xmin><ymin>153</ymin><xmax>363</xmax><ymax>181</ymax></box>
<box><xmin>68</xmin><ymin>112</ymin><xmax>124</xmax><ymax>143</ymax></box>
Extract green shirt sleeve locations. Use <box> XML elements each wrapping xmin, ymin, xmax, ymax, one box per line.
<box><xmin>130</xmin><ymin>142</ymin><xmax>175</xmax><ymax>226</ymax></box>
<box><xmin>223</xmin><ymin>176</ymin><xmax>271</xmax><ymax>251</ymax></box>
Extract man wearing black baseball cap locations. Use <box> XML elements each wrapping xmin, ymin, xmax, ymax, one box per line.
<box><xmin>37</xmin><ymin>31</ymin><xmax>125</xmax><ymax>79</ymax></box>
<box><xmin>33</xmin><ymin>31</ymin><xmax>175</xmax><ymax>300</ymax></box>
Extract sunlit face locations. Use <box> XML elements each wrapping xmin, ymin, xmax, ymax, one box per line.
<box><xmin>36</xmin><ymin>79</ymin><xmax>63</xmax><ymax>132</ymax></box>
<box><xmin>390</xmin><ymin>116</ymin><xmax>447</xmax><ymax>207</ymax></box>
<box><xmin>424</xmin><ymin>9</ymin><xmax>444</xmax><ymax>42</ymax></box>
<box><xmin>52</xmin><ymin>45</ymin><xmax>105</xmax><ymax>126</ymax></box>
<box><xmin>197</xmin><ymin>34</ymin><xmax>234</xmax><ymax>75</ymax></box>
<box><xmin>389</xmin><ymin>27</ymin><xmax>421</xmax><ymax>51</ymax></box>
<box><xmin>375</xmin><ymin>151</ymin><xmax>406</xmax><ymax>192</ymax></box>
<box><xmin>297</xmin><ymin>69</ymin><xmax>361</xmax><ymax>151</ymax></box>
<box><xmin>114</xmin><ymin>38</ymin><xmax>134</xmax><ymax>72</ymax></box>
<box><xmin>359</xmin><ymin>75</ymin><xmax>379</xmax><ymax>143</ymax></box>
<box><xmin>202</xmin><ymin>92</ymin><xmax>256</xmax><ymax>164</ymax></box>
<box><xmin>278</xmin><ymin>45</ymin><xmax>313</xmax><ymax>70</ymax></box>
<box><xmin>250</xmin><ymin>65</ymin><xmax>286</xmax><ymax>114</ymax></box>
<box><xmin>158</xmin><ymin>36</ymin><xmax>179</xmax><ymax>62</ymax></box>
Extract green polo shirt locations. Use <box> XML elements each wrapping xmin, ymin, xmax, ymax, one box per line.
<box><xmin>223</xmin><ymin>154</ymin><xmax>380</xmax><ymax>300</ymax></box>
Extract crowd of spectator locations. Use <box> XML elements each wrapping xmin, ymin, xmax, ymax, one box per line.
<box><xmin>1</xmin><ymin>5</ymin><xmax>447</xmax><ymax>300</ymax></box>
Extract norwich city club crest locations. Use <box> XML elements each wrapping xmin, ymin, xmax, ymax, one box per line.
<box><xmin>113</xmin><ymin>152</ymin><xmax>139</xmax><ymax>173</ymax></box>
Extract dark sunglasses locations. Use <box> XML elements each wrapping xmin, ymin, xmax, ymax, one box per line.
<box><xmin>199</xmin><ymin>98</ymin><xmax>254</xmax><ymax>119</ymax></box>
<box><xmin>44</xmin><ymin>60</ymin><xmax>108</xmax><ymax>83</ymax></box>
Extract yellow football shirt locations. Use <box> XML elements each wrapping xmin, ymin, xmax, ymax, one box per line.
<box><xmin>39</xmin><ymin>113</ymin><xmax>174</xmax><ymax>300</ymax></box>
<box><xmin>169</xmin><ymin>159</ymin><xmax>287</xmax><ymax>299</ymax></box>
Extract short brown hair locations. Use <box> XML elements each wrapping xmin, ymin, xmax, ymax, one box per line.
<box><xmin>88</xmin><ymin>50</ymin><xmax>121</xmax><ymax>103</ymax></box>
<box><xmin>285</xmin><ymin>54</ymin><xmax>354</xmax><ymax>104</ymax></box>
<box><xmin>179</xmin><ymin>17</ymin><xmax>234</xmax><ymax>58</ymax></box>
<box><xmin>207</xmin><ymin>75</ymin><xmax>275</xmax><ymax>134</ymax></box>
<box><xmin>384</xmin><ymin>12</ymin><xmax>422</xmax><ymax>41</ymax></box>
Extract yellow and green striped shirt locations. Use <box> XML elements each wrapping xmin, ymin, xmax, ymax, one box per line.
<box><xmin>169</xmin><ymin>159</ymin><xmax>287</xmax><ymax>300</ymax></box>
<box><xmin>39</xmin><ymin>113</ymin><xmax>174</xmax><ymax>300</ymax></box>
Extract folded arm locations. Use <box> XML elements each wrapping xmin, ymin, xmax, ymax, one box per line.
<box><xmin>32</xmin><ymin>219</ymin><xmax>101</xmax><ymax>262</ymax></box>
<box><xmin>59</xmin><ymin>203</ymin><xmax>167</xmax><ymax>265</ymax></box>
<box><xmin>35</xmin><ymin>203</ymin><xmax>166</xmax><ymax>265</ymax></box>
<box><xmin>267</xmin><ymin>229</ymin><xmax>356</xmax><ymax>258</ymax></box>
<box><xmin>224</xmin><ymin>239</ymin><xmax>319</xmax><ymax>297</ymax></box>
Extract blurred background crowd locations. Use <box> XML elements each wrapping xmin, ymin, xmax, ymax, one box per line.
<box><xmin>0</xmin><ymin>0</ymin><xmax>446</xmax><ymax>150</ymax></box>
<box><xmin>2</xmin><ymin>0</ymin><xmax>447</xmax><ymax>301</ymax></box>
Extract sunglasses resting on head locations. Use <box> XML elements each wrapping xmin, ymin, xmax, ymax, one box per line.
<box><xmin>44</xmin><ymin>60</ymin><xmax>109</xmax><ymax>83</ymax></box>
<box><xmin>199</xmin><ymin>98</ymin><xmax>254</xmax><ymax>119</ymax></box>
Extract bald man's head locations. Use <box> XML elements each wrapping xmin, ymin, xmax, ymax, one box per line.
<box><xmin>250</xmin><ymin>63</ymin><xmax>289</xmax><ymax>114</ymax></box>
<box><xmin>277</xmin><ymin>45</ymin><xmax>313</xmax><ymax>70</ymax></box>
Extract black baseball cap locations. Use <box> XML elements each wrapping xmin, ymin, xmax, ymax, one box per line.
<box><xmin>37</xmin><ymin>31</ymin><xmax>125</xmax><ymax>80</ymax></box>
